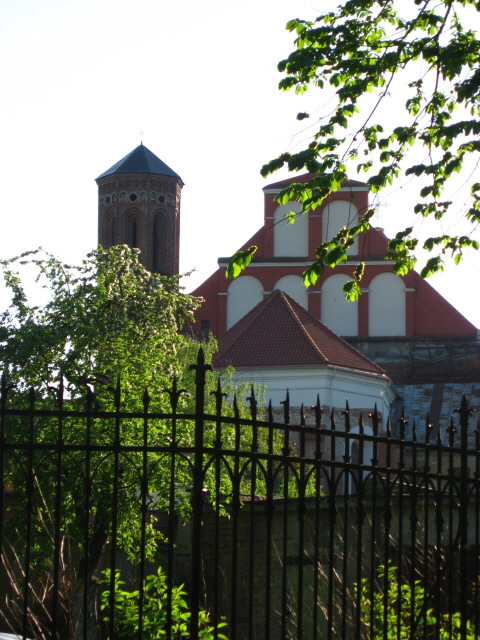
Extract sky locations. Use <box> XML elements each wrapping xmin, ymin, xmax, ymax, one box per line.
<box><xmin>1</xmin><ymin>0</ymin><xmax>479</xmax><ymax>328</ymax></box>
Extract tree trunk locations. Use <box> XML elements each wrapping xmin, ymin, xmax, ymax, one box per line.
<box><xmin>71</xmin><ymin>524</ymin><xmax>108</xmax><ymax>640</ymax></box>
<box><xmin>72</xmin><ymin>577</ymin><xmax>99</xmax><ymax>640</ymax></box>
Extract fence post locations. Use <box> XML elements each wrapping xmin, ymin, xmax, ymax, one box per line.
<box><xmin>189</xmin><ymin>348</ymin><xmax>212</xmax><ymax>639</ymax></box>
<box><xmin>457</xmin><ymin>395</ymin><xmax>472</xmax><ymax>640</ymax></box>
<box><xmin>0</xmin><ymin>373</ymin><xmax>7</xmax><ymax>623</ymax></box>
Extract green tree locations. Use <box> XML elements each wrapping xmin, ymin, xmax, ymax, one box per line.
<box><xmin>229</xmin><ymin>0</ymin><xmax>480</xmax><ymax>296</ymax></box>
<box><xmin>0</xmin><ymin>246</ymin><xmax>202</xmax><ymax>638</ymax></box>
<box><xmin>0</xmin><ymin>245</ymin><xmax>199</xmax><ymax>397</ymax></box>
<box><xmin>0</xmin><ymin>246</ymin><xmax>267</xmax><ymax>639</ymax></box>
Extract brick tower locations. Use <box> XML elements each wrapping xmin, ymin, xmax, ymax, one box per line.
<box><xmin>96</xmin><ymin>143</ymin><xmax>183</xmax><ymax>276</ymax></box>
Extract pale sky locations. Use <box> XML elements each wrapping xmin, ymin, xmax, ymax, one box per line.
<box><xmin>1</xmin><ymin>0</ymin><xmax>479</xmax><ymax>328</ymax></box>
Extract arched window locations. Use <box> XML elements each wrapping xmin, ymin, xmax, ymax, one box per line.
<box><xmin>322</xmin><ymin>200</ymin><xmax>358</xmax><ymax>255</ymax></box>
<box><xmin>124</xmin><ymin>212</ymin><xmax>139</xmax><ymax>249</ymax></box>
<box><xmin>110</xmin><ymin>216</ymin><xmax>117</xmax><ymax>247</ymax></box>
<box><xmin>152</xmin><ymin>211</ymin><xmax>171</xmax><ymax>274</ymax></box>
<box><xmin>321</xmin><ymin>274</ymin><xmax>358</xmax><ymax>336</ymax></box>
<box><xmin>129</xmin><ymin>217</ymin><xmax>138</xmax><ymax>248</ymax></box>
<box><xmin>274</xmin><ymin>275</ymin><xmax>308</xmax><ymax>309</ymax></box>
<box><xmin>227</xmin><ymin>276</ymin><xmax>263</xmax><ymax>329</ymax></box>
<box><xmin>273</xmin><ymin>201</ymin><xmax>307</xmax><ymax>257</ymax></box>
<box><xmin>369</xmin><ymin>273</ymin><xmax>406</xmax><ymax>336</ymax></box>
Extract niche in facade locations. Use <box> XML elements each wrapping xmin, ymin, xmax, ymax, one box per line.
<box><xmin>274</xmin><ymin>275</ymin><xmax>308</xmax><ymax>309</ymax></box>
<box><xmin>273</xmin><ymin>202</ymin><xmax>307</xmax><ymax>257</ymax></box>
<box><xmin>369</xmin><ymin>273</ymin><xmax>406</xmax><ymax>336</ymax></box>
<box><xmin>227</xmin><ymin>276</ymin><xmax>263</xmax><ymax>329</ymax></box>
<box><xmin>322</xmin><ymin>200</ymin><xmax>359</xmax><ymax>256</ymax></box>
<box><xmin>321</xmin><ymin>274</ymin><xmax>358</xmax><ymax>336</ymax></box>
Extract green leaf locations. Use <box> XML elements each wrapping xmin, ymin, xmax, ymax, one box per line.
<box><xmin>420</xmin><ymin>256</ymin><xmax>444</xmax><ymax>278</ymax></box>
<box><xmin>302</xmin><ymin>261</ymin><xmax>324</xmax><ymax>286</ymax></box>
<box><xmin>325</xmin><ymin>246</ymin><xmax>347</xmax><ymax>267</ymax></box>
<box><xmin>256</xmin><ymin>0</ymin><xmax>480</xmax><ymax>283</ymax></box>
<box><xmin>225</xmin><ymin>246</ymin><xmax>257</xmax><ymax>278</ymax></box>
<box><xmin>343</xmin><ymin>280</ymin><xmax>361</xmax><ymax>301</ymax></box>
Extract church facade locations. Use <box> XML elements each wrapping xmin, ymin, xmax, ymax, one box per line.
<box><xmin>97</xmin><ymin>144</ymin><xmax>480</xmax><ymax>397</ymax></box>
<box><xmin>189</xmin><ymin>173</ymin><xmax>479</xmax><ymax>385</ymax></box>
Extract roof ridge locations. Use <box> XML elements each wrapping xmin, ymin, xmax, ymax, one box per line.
<box><xmin>215</xmin><ymin>289</ymin><xmax>385</xmax><ymax>375</ymax></box>
<box><xmin>277</xmin><ymin>291</ymin><xmax>331</xmax><ymax>363</ymax></box>
<box><xmin>282</xmin><ymin>290</ymin><xmax>388</xmax><ymax>372</ymax></box>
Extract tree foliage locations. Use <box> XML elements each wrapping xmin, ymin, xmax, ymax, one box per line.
<box><xmin>230</xmin><ymin>0</ymin><xmax>480</xmax><ymax>293</ymax></box>
<box><xmin>0</xmin><ymin>245</ymin><xmax>199</xmax><ymax>399</ymax></box>
<box><xmin>0</xmin><ymin>246</ymin><xmax>272</xmax><ymax>638</ymax></box>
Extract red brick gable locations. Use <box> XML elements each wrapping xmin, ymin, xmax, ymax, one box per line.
<box><xmin>263</xmin><ymin>173</ymin><xmax>368</xmax><ymax>191</ymax></box>
<box><xmin>191</xmin><ymin>172</ymin><xmax>478</xmax><ymax>353</ymax></box>
<box><xmin>214</xmin><ymin>290</ymin><xmax>386</xmax><ymax>375</ymax></box>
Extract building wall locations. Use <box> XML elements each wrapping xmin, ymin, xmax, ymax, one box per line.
<box><xmin>97</xmin><ymin>173</ymin><xmax>181</xmax><ymax>275</ymax></box>
<box><xmin>191</xmin><ymin>175</ymin><xmax>479</xmax><ymax>384</ymax></box>
<box><xmin>227</xmin><ymin>365</ymin><xmax>395</xmax><ymax>422</ymax></box>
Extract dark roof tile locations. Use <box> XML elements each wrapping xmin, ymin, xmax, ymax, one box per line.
<box><xmin>96</xmin><ymin>143</ymin><xmax>182</xmax><ymax>181</ymax></box>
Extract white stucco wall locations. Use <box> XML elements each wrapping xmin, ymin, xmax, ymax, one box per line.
<box><xmin>228</xmin><ymin>365</ymin><xmax>396</xmax><ymax>424</ymax></box>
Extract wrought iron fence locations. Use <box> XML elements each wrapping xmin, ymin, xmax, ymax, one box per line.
<box><xmin>1</xmin><ymin>349</ymin><xmax>479</xmax><ymax>640</ymax></box>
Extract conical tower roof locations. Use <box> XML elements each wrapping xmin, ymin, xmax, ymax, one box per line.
<box><xmin>96</xmin><ymin>143</ymin><xmax>182</xmax><ymax>182</ymax></box>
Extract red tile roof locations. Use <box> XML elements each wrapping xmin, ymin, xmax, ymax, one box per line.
<box><xmin>214</xmin><ymin>290</ymin><xmax>386</xmax><ymax>375</ymax></box>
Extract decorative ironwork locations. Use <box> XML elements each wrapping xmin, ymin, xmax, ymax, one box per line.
<box><xmin>0</xmin><ymin>350</ymin><xmax>479</xmax><ymax>639</ymax></box>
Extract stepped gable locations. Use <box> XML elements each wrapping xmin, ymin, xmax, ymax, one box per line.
<box><xmin>214</xmin><ymin>290</ymin><xmax>386</xmax><ymax>375</ymax></box>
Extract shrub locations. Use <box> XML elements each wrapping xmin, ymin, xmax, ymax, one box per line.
<box><xmin>356</xmin><ymin>563</ymin><xmax>479</xmax><ymax>640</ymax></box>
<box><xmin>99</xmin><ymin>567</ymin><xmax>228</xmax><ymax>640</ymax></box>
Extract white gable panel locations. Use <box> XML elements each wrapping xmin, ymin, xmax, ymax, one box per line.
<box><xmin>369</xmin><ymin>273</ymin><xmax>406</xmax><ymax>336</ymax></box>
<box><xmin>227</xmin><ymin>276</ymin><xmax>263</xmax><ymax>329</ymax></box>
<box><xmin>322</xmin><ymin>200</ymin><xmax>358</xmax><ymax>255</ymax></box>
<box><xmin>321</xmin><ymin>274</ymin><xmax>358</xmax><ymax>336</ymax></box>
<box><xmin>274</xmin><ymin>275</ymin><xmax>308</xmax><ymax>309</ymax></box>
<box><xmin>273</xmin><ymin>201</ymin><xmax>307</xmax><ymax>257</ymax></box>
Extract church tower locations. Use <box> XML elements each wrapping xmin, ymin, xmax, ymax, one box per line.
<box><xmin>96</xmin><ymin>143</ymin><xmax>183</xmax><ymax>276</ymax></box>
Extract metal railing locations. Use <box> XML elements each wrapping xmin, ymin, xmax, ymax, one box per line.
<box><xmin>1</xmin><ymin>349</ymin><xmax>479</xmax><ymax>639</ymax></box>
